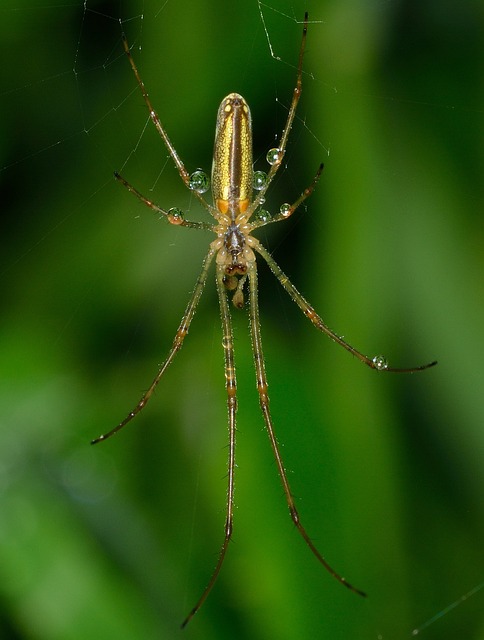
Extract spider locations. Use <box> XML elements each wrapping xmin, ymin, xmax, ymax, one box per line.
<box><xmin>92</xmin><ymin>13</ymin><xmax>436</xmax><ymax>627</ymax></box>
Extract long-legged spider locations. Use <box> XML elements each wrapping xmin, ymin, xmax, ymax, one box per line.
<box><xmin>92</xmin><ymin>13</ymin><xmax>436</xmax><ymax>627</ymax></box>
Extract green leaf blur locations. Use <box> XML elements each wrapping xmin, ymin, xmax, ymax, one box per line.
<box><xmin>0</xmin><ymin>1</ymin><xmax>482</xmax><ymax>639</ymax></box>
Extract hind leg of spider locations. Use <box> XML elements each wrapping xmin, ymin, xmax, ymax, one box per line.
<box><xmin>247</xmin><ymin>259</ymin><xmax>367</xmax><ymax>596</ymax></box>
<box><xmin>91</xmin><ymin>247</ymin><xmax>216</xmax><ymax>444</ymax></box>
<box><xmin>180</xmin><ymin>263</ymin><xmax>238</xmax><ymax>627</ymax></box>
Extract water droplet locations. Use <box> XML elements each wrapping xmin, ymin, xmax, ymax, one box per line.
<box><xmin>372</xmin><ymin>355</ymin><xmax>388</xmax><ymax>371</ymax></box>
<box><xmin>253</xmin><ymin>170</ymin><xmax>267</xmax><ymax>190</ymax></box>
<box><xmin>279</xmin><ymin>203</ymin><xmax>291</xmax><ymax>217</ymax></box>
<box><xmin>255</xmin><ymin>209</ymin><xmax>271</xmax><ymax>223</ymax></box>
<box><xmin>189</xmin><ymin>170</ymin><xmax>210</xmax><ymax>193</ymax></box>
<box><xmin>266</xmin><ymin>148</ymin><xmax>281</xmax><ymax>166</ymax></box>
<box><xmin>167</xmin><ymin>207</ymin><xmax>184</xmax><ymax>224</ymax></box>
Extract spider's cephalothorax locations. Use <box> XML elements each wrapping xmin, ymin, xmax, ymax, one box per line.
<box><xmin>92</xmin><ymin>13</ymin><xmax>436</xmax><ymax>627</ymax></box>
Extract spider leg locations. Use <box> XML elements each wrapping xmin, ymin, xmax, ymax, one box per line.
<box><xmin>253</xmin><ymin>240</ymin><xmax>437</xmax><ymax>372</ymax></box>
<box><xmin>120</xmin><ymin>33</ymin><xmax>215</xmax><ymax>216</ymax></box>
<box><xmin>114</xmin><ymin>172</ymin><xmax>213</xmax><ymax>230</ymax></box>
<box><xmin>181</xmin><ymin>264</ymin><xmax>238</xmax><ymax>628</ymax></box>
<box><xmin>91</xmin><ymin>247</ymin><xmax>216</xmax><ymax>444</ymax></box>
<box><xmin>247</xmin><ymin>260</ymin><xmax>366</xmax><ymax>596</ymax></box>
<box><xmin>249</xmin><ymin>163</ymin><xmax>324</xmax><ymax>230</ymax></box>
<box><xmin>247</xmin><ymin>12</ymin><xmax>309</xmax><ymax>218</ymax></box>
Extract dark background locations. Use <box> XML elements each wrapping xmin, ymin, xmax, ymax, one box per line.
<box><xmin>0</xmin><ymin>0</ymin><xmax>483</xmax><ymax>638</ymax></box>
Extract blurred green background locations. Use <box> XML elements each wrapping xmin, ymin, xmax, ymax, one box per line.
<box><xmin>1</xmin><ymin>0</ymin><xmax>483</xmax><ymax>638</ymax></box>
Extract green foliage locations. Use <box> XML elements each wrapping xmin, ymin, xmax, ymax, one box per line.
<box><xmin>1</xmin><ymin>1</ymin><xmax>483</xmax><ymax>638</ymax></box>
